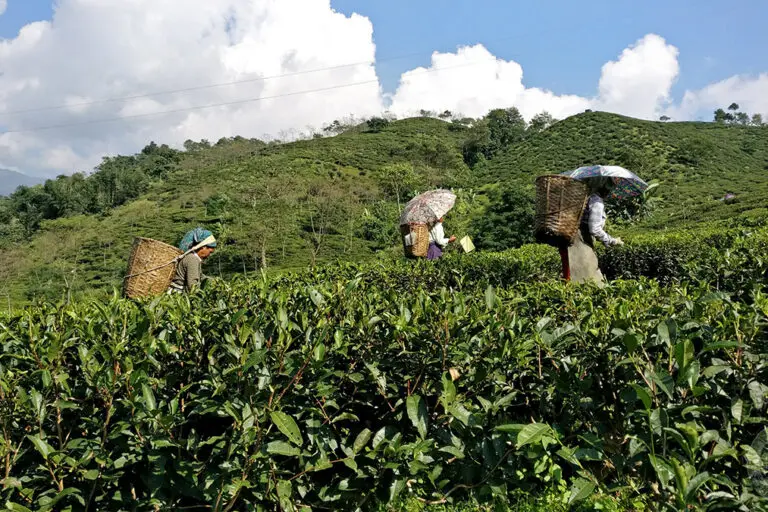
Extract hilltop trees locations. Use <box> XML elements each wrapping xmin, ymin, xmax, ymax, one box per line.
<box><xmin>461</xmin><ymin>108</ymin><xmax>559</xmax><ymax>167</ymax></box>
<box><xmin>714</xmin><ymin>103</ymin><xmax>765</xmax><ymax>125</ymax></box>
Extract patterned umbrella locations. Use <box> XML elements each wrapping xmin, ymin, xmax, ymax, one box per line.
<box><xmin>400</xmin><ymin>189</ymin><xmax>456</xmax><ymax>225</ymax></box>
<box><xmin>560</xmin><ymin>165</ymin><xmax>648</xmax><ymax>200</ymax></box>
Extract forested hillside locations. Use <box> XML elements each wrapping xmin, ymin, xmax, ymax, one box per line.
<box><xmin>0</xmin><ymin>109</ymin><xmax>766</xmax><ymax>306</ymax></box>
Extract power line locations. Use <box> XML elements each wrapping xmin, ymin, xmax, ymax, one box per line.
<box><xmin>2</xmin><ymin>60</ymin><xmax>381</xmax><ymax>116</ymax></box>
<box><xmin>0</xmin><ymin>58</ymin><xmax>498</xmax><ymax>134</ymax></box>
<box><xmin>0</xmin><ymin>25</ymin><xmax>588</xmax><ymax>117</ymax></box>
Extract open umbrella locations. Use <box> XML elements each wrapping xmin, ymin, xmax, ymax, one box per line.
<box><xmin>400</xmin><ymin>189</ymin><xmax>456</xmax><ymax>225</ymax></box>
<box><xmin>560</xmin><ymin>165</ymin><xmax>648</xmax><ymax>200</ymax></box>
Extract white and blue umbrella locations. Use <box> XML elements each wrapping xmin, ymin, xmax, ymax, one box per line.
<box><xmin>560</xmin><ymin>165</ymin><xmax>648</xmax><ymax>200</ymax></box>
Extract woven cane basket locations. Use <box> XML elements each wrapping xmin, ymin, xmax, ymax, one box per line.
<box><xmin>534</xmin><ymin>175</ymin><xmax>589</xmax><ymax>246</ymax></box>
<box><xmin>123</xmin><ymin>237</ymin><xmax>183</xmax><ymax>299</ymax></box>
<box><xmin>400</xmin><ymin>223</ymin><xmax>429</xmax><ymax>258</ymax></box>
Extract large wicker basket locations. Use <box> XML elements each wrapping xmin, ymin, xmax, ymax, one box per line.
<box><xmin>534</xmin><ymin>175</ymin><xmax>589</xmax><ymax>246</ymax></box>
<box><xmin>123</xmin><ymin>237</ymin><xmax>183</xmax><ymax>299</ymax></box>
<box><xmin>400</xmin><ymin>223</ymin><xmax>429</xmax><ymax>258</ymax></box>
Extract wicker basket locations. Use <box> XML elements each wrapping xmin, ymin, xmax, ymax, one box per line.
<box><xmin>123</xmin><ymin>237</ymin><xmax>183</xmax><ymax>299</ymax></box>
<box><xmin>400</xmin><ymin>223</ymin><xmax>429</xmax><ymax>258</ymax></box>
<box><xmin>534</xmin><ymin>175</ymin><xmax>589</xmax><ymax>246</ymax></box>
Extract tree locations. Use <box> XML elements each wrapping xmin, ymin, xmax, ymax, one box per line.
<box><xmin>486</xmin><ymin>107</ymin><xmax>527</xmax><ymax>152</ymax></box>
<box><xmin>714</xmin><ymin>109</ymin><xmax>728</xmax><ymax>123</ymax></box>
<box><xmin>752</xmin><ymin>113</ymin><xmax>764</xmax><ymax>126</ymax></box>
<box><xmin>659</xmin><ymin>115</ymin><xmax>671</xmax><ymax>122</ymax></box>
<box><xmin>528</xmin><ymin>111</ymin><xmax>556</xmax><ymax>133</ymax></box>
<box><xmin>461</xmin><ymin>107</ymin><xmax>527</xmax><ymax>167</ymax></box>
<box><xmin>301</xmin><ymin>190</ymin><xmax>348</xmax><ymax>267</ymax></box>
<box><xmin>365</xmin><ymin>117</ymin><xmax>390</xmax><ymax>133</ymax></box>
<box><xmin>204</xmin><ymin>193</ymin><xmax>232</xmax><ymax>218</ymax></box>
<box><xmin>358</xmin><ymin>201</ymin><xmax>400</xmax><ymax>250</ymax></box>
<box><xmin>322</xmin><ymin>119</ymin><xmax>348</xmax><ymax>136</ymax></box>
<box><xmin>248</xmin><ymin>223</ymin><xmax>272</xmax><ymax>271</ymax></box>
<box><xmin>438</xmin><ymin>110</ymin><xmax>453</xmax><ymax>120</ymax></box>
<box><xmin>462</xmin><ymin>121</ymin><xmax>491</xmax><ymax>167</ymax></box>
<box><xmin>470</xmin><ymin>185</ymin><xmax>535</xmax><ymax>251</ymax></box>
<box><xmin>375</xmin><ymin>163</ymin><xmax>420</xmax><ymax>209</ymax></box>
<box><xmin>736</xmin><ymin>112</ymin><xmax>750</xmax><ymax>125</ymax></box>
<box><xmin>728</xmin><ymin>103</ymin><xmax>740</xmax><ymax>112</ymax></box>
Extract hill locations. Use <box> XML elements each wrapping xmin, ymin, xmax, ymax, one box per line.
<box><xmin>483</xmin><ymin>111</ymin><xmax>768</xmax><ymax>228</ymax></box>
<box><xmin>1</xmin><ymin>111</ymin><xmax>767</xmax><ymax>306</ymax></box>
<box><xmin>0</xmin><ymin>117</ymin><xmax>470</xmax><ymax>305</ymax></box>
<box><xmin>0</xmin><ymin>169</ymin><xmax>40</xmax><ymax>196</ymax></box>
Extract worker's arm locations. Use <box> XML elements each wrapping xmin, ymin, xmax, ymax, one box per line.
<box><xmin>430</xmin><ymin>223</ymin><xmax>452</xmax><ymax>247</ymax></box>
<box><xmin>587</xmin><ymin>200</ymin><xmax>620</xmax><ymax>246</ymax></box>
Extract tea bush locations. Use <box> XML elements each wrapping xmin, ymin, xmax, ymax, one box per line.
<box><xmin>0</xmin><ymin>226</ymin><xmax>767</xmax><ymax>511</ymax></box>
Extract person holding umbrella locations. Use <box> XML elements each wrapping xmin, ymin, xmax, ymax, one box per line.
<box><xmin>400</xmin><ymin>189</ymin><xmax>457</xmax><ymax>261</ymax></box>
<box><xmin>559</xmin><ymin>166</ymin><xmax>647</xmax><ymax>283</ymax></box>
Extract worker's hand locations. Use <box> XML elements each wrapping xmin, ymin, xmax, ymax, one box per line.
<box><xmin>613</xmin><ymin>238</ymin><xmax>624</xmax><ymax>246</ymax></box>
<box><xmin>449</xmin><ymin>235</ymin><xmax>457</xmax><ymax>243</ymax></box>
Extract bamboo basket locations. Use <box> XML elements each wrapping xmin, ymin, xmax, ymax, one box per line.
<box><xmin>400</xmin><ymin>223</ymin><xmax>429</xmax><ymax>258</ymax></box>
<box><xmin>123</xmin><ymin>237</ymin><xmax>183</xmax><ymax>299</ymax></box>
<box><xmin>534</xmin><ymin>175</ymin><xmax>589</xmax><ymax>246</ymax></box>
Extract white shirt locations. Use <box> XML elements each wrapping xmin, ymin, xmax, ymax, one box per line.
<box><xmin>429</xmin><ymin>222</ymin><xmax>451</xmax><ymax>247</ymax></box>
<box><xmin>583</xmin><ymin>194</ymin><xmax>618</xmax><ymax>246</ymax></box>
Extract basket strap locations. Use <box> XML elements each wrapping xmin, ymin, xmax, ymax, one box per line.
<box><xmin>123</xmin><ymin>255</ymin><xmax>183</xmax><ymax>280</ymax></box>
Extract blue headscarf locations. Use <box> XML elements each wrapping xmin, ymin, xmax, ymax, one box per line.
<box><xmin>179</xmin><ymin>227</ymin><xmax>217</xmax><ymax>252</ymax></box>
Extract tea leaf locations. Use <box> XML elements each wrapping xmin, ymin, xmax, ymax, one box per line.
<box><xmin>568</xmin><ymin>478</ymin><xmax>595</xmax><ymax>505</ymax></box>
<box><xmin>353</xmin><ymin>428</ymin><xmax>372</xmax><ymax>454</ymax></box>
<box><xmin>270</xmin><ymin>411</ymin><xmax>303</xmax><ymax>446</ymax></box>
<box><xmin>26</xmin><ymin>434</ymin><xmax>54</xmax><ymax>460</ymax></box>
<box><xmin>267</xmin><ymin>441</ymin><xmax>300</xmax><ymax>457</ymax></box>
<box><xmin>406</xmin><ymin>395</ymin><xmax>428</xmax><ymax>439</ymax></box>
<box><xmin>516</xmin><ymin>423</ymin><xmax>551</xmax><ymax>449</ymax></box>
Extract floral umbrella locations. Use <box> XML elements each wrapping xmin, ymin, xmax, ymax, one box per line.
<box><xmin>399</xmin><ymin>189</ymin><xmax>456</xmax><ymax>225</ymax></box>
<box><xmin>560</xmin><ymin>165</ymin><xmax>648</xmax><ymax>200</ymax></box>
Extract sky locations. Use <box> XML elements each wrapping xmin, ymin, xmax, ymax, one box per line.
<box><xmin>0</xmin><ymin>0</ymin><xmax>766</xmax><ymax>179</ymax></box>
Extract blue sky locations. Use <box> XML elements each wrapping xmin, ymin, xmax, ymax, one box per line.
<box><xmin>0</xmin><ymin>0</ymin><xmax>766</xmax><ymax>178</ymax></box>
<box><xmin>0</xmin><ymin>0</ymin><xmax>52</xmax><ymax>37</ymax></box>
<box><xmin>2</xmin><ymin>1</ymin><xmax>767</xmax><ymax>102</ymax></box>
<box><xmin>330</xmin><ymin>0</ymin><xmax>768</xmax><ymax>100</ymax></box>
<box><xmin>0</xmin><ymin>1</ymin><xmax>766</xmax><ymax>101</ymax></box>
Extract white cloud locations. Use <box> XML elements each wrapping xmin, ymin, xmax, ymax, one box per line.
<box><xmin>666</xmin><ymin>73</ymin><xmax>768</xmax><ymax>121</ymax></box>
<box><xmin>595</xmin><ymin>34</ymin><xmax>680</xmax><ymax>118</ymax></box>
<box><xmin>0</xmin><ymin>1</ymin><xmax>7</xmax><ymax>17</ymax></box>
<box><xmin>386</xmin><ymin>45</ymin><xmax>590</xmax><ymax>120</ymax></box>
<box><xmin>0</xmin><ymin>1</ymin><xmax>764</xmax><ymax>181</ymax></box>
<box><xmin>0</xmin><ymin>0</ymin><xmax>383</xmax><ymax>177</ymax></box>
<box><xmin>389</xmin><ymin>34</ymin><xmax>680</xmax><ymax>122</ymax></box>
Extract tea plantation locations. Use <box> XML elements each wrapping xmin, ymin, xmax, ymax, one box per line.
<box><xmin>1</xmin><ymin>221</ymin><xmax>767</xmax><ymax>511</ymax></box>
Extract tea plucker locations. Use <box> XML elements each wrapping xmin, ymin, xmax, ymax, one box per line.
<box><xmin>169</xmin><ymin>228</ymin><xmax>217</xmax><ymax>293</ymax></box>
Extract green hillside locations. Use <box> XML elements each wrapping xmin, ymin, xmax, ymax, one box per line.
<box><xmin>484</xmin><ymin>111</ymin><xmax>768</xmax><ymax>227</ymax></box>
<box><xmin>1</xmin><ymin>111</ymin><xmax>767</xmax><ymax>307</ymax></box>
<box><xmin>0</xmin><ymin>117</ymin><xmax>471</xmax><ymax>306</ymax></box>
